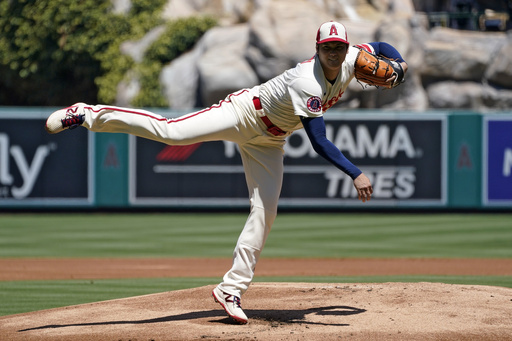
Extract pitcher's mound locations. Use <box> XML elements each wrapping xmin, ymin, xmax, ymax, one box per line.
<box><xmin>1</xmin><ymin>282</ymin><xmax>511</xmax><ymax>340</ymax></box>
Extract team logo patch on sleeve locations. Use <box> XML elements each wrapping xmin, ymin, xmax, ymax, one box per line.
<box><xmin>307</xmin><ymin>96</ymin><xmax>322</xmax><ymax>113</ymax></box>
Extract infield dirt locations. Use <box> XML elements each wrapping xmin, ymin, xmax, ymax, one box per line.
<box><xmin>1</xmin><ymin>258</ymin><xmax>511</xmax><ymax>340</ymax></box>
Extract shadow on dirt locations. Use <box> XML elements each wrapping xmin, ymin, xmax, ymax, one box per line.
<box><xmin>249</xmin><ymin>305</ymin><xmax>366</xmax><ymax>326</ymax></box>
<box><xmin>18</xmin><ymin>305</ymin><xmax>366</xmax><ymax>331</ymax></box>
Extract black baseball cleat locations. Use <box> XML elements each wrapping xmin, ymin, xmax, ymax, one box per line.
<box><xmin>45</xmin><ymin>103</ymin><xmax>86</xmax><ymax>134</ymax></box>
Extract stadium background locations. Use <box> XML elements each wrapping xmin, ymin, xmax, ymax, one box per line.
<box><xmin>0</xmin><ymin>0</ymin><xmax>511</xmax><ymax>339</ymax></box>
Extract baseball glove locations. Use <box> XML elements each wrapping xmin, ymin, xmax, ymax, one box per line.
<box><xmin>354</xmin><ymin>49</ymin><xmax>405</xmax><ymax>88</ymax></box>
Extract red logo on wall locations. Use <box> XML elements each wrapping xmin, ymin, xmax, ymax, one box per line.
<box><xmin>103</xmin><ymin>143</ymin><xmax>120</xmax><ymax>169</ymax></box>
<box><xmin>156</xmin><ymin>143</ymin><xmax>202</xmax><ymax>162</ymax></box>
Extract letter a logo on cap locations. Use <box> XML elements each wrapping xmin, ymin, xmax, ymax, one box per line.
<box><xmin>316</xmin><ymin>21</ymin><xmax>349</xmax><ymax>45</ymax></box>
<box><xmin>329</xmin><ymin>24</ymin><xmax>338</xmax><ymax>36</ymax></box>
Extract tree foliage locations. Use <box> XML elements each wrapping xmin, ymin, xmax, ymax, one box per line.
<box><xmin>132</xmin><ymin>16</ymin><xmax>217</xmax><ymax>107</ymax></box>
<box><xmin>0</xmin><ymin>0</ymin><xmax>215</xmax><ymax>106</ymax></box>
<box><xmin>0</xmin><ymin>0</ymin><xmax>128</xmax><ymax>105</ymax></box>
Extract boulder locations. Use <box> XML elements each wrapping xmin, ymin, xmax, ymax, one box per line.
<box><xmin>160</xmin><ymin>48</ymin><xmax>202</xmax><ymax>109</ymax></box>
<box><xmin>485</xmin><ymin>33</ymin><xmax>512</xmax><ymax>89</ymax></box>
<box><xmin>197</xmin><ymin>25</ymin><xmax>258</xmax><ymax>106</ymax></box>
<box><xmin>422</xmin><ymin>41</ymin><xmax>488</xmax><ymax>82</ymax></box>
<box><xmin>114</xmin><ymin>0</ymin><xmax>512</xmax><ymax>110</ymax></box>
<box><xmin>380</xmin><ymin>72</ymin><xmax>429</xmax><ymax>110</ymax></box>
<box><xmin>343</xmin><ymin>20</ymin><xmax>379</xmax><ymax>45</ymax></box>
<box><xmin>246</xmin><ymin>0</ymin><xmax>330</xmax><ymax>80</ymax></box>
<box><xmin>421</xmin><ymin>27</ymin><xmax>506</xmax><ymax>82</ymax></box>
<box><xmin>428</xmin><ymin>81</ymin><xmax>512</xmax><ymax>110</ymax></box>
<box><xmin>111</xmin><ymin>0</ymin><xmax>131</xmax><ymax>15</ymax></box>
<box><xmin>374</xmin><ymin>18</ymin><xmax>412</xmax><ymax>57</ymax></box>
<box><xmin>427</xmin><ymin>81</ymin><xmax>487</xmax><ymax>109</ymax></box>
<box><xmin>483</xmin><ymin>86</ymin><xmax>512</xmax><ymax>109</ymax></box>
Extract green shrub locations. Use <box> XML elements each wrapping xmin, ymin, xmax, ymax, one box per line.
<box><xmin>133</xmin><ymin>17</ymin><xmax>217</xmax><ymax>107</ymax></box>
<box><xmin>146</xmin><ymin>17</ymin><xmax>217</xmax><ymax>64</ymax></box>
<box><xmin>0</xmin><ymin>0</ymin><xmax>215</xmax><ymax>107</ymax></box>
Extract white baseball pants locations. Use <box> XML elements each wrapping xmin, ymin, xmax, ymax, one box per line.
<box><xmin>81</xmin><ymin>87</ymin><xmax>286</xmax><ymax>297</ymax></box>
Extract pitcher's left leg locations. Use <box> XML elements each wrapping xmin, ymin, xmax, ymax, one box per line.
<box><xmin>213</xmin><ymin>142</ymin><xmax>284</xmax><ymax>323</ymax></box>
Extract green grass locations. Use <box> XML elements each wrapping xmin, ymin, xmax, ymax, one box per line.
<box><xmin>268</xmin><ymin>213</ymin><xmax>512</xmax><ymax>258</ymax></box>
<box><xmin>0</xmin><ymin>213</ymin><xmax>510</xmax><ymax>258</ymax></box>
<box><xmin>0</xmin><ymin>213</ymin><xmax>245</xmax><ymax>258</ymax></box>
<box><xmin>0</xmin><ymin>278</ymin><xmax>218</xmax><ymax>316</ymax></box>
<box><xmin>1</xmin><ymin>275</ymin><xmax>511</xmax><ymax>316</ymax></box>
<box><xmin>0</xmin><ymin>212</ymin><xmax>511</xmax><ymax>317</ymax></box>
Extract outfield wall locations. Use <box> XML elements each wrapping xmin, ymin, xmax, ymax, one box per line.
<box><xmin>0</xmin><ymin>107</ymin><xmax>510</xmax><ymax>210</ymax></box>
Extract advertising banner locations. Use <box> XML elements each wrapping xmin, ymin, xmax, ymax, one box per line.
<box><xmin>0</xmin><ymin>115</ymin><xmax>92</xmax><ymax>206</ymax></box>
<box><xmin>484</xmin><ymin>116</ymin><xmax>512</xmax><ymax>206</ymax></box>
<box><xmin>129</xmin><ymin>113</ymin><xmax>446</xmax><ymax>208</ymax></box>
<box><xmin>280</xmin><ymin>116</ymin><xmax>446</xmax><ymax>206</ymax></box>
<box><xmin>447</xmin><ymin>113</ymin><xmax>481</xmax><ymax>208</ymax></box>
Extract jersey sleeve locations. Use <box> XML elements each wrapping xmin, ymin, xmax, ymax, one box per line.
<box><xmin>357</xmin><ymin>42</ymin><xmax>405</xmax><ymax>63</ymax></box>
<box><xmin>354</xmin><ymin>43</ymin><xmax>375</xmax><ymax>54</ymax></box>
<box><xmin>301</xmin><ymin>116</ymin><xmax>362</xmax><ymax>179</ymax></box>
<box><xmin>288</xmin><ymin>77</ymin><xmax>324</xmax><ymax>119</ymax></box>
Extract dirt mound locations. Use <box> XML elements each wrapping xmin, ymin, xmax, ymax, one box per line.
<box><xmin>1</xmin><ymin>282</ymin><xmax>511</xmax><ymax>340</ymax></box>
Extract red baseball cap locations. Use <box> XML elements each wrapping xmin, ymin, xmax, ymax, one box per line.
<box><xmin>316</xmin><ymin>21</ymin><xmax>349</xmax><ymax>45</ymax></box>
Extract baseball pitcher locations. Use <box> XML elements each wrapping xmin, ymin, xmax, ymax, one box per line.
<box><xmin>46</xmin><ymin>21</ymin><xmax>407</xmax><ymax>324</ymax></box>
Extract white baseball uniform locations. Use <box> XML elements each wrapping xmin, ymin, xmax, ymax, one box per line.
<box><xmin>79</xmin><ymin>45</ymin><xmax>362</xmax><ymax>297</ymax></box>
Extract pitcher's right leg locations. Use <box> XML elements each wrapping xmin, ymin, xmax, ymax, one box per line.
<box><xmin>45</xmin><ymin>103</ymin><xmax>160</xmax><ymax>136</ymax></box>
<box><xmin>46</xmin><ymin>102</ymin><xmax>242</xmax><ymax>146</ymax></box>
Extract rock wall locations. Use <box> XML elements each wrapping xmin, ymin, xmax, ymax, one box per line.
<box><xmin>116</xmin><ymin>0</ymin><xmax>512</xmax><ymax>110</ymax></box>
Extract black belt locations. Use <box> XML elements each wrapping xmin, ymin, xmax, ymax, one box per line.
<box><xmin>252</xmin><ymin>97</ymin><xmax>287</xmax><ymax>136</ymax></box>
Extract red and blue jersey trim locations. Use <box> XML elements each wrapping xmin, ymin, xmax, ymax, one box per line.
<box><xmin>354</xmin><ymin>43</ymin><xmax>375</xmax><ymax>54</ymax></box>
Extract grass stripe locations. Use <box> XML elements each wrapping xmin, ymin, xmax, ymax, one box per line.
<box><xmin>0</xmin><ymin>213</ymin><xmax>511</xmax><ymax>258</ymax></box>
<box><xmin>1</xmin><ymin>276</ymin><xmax>510</xmax><ymax>317</ymax></box>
